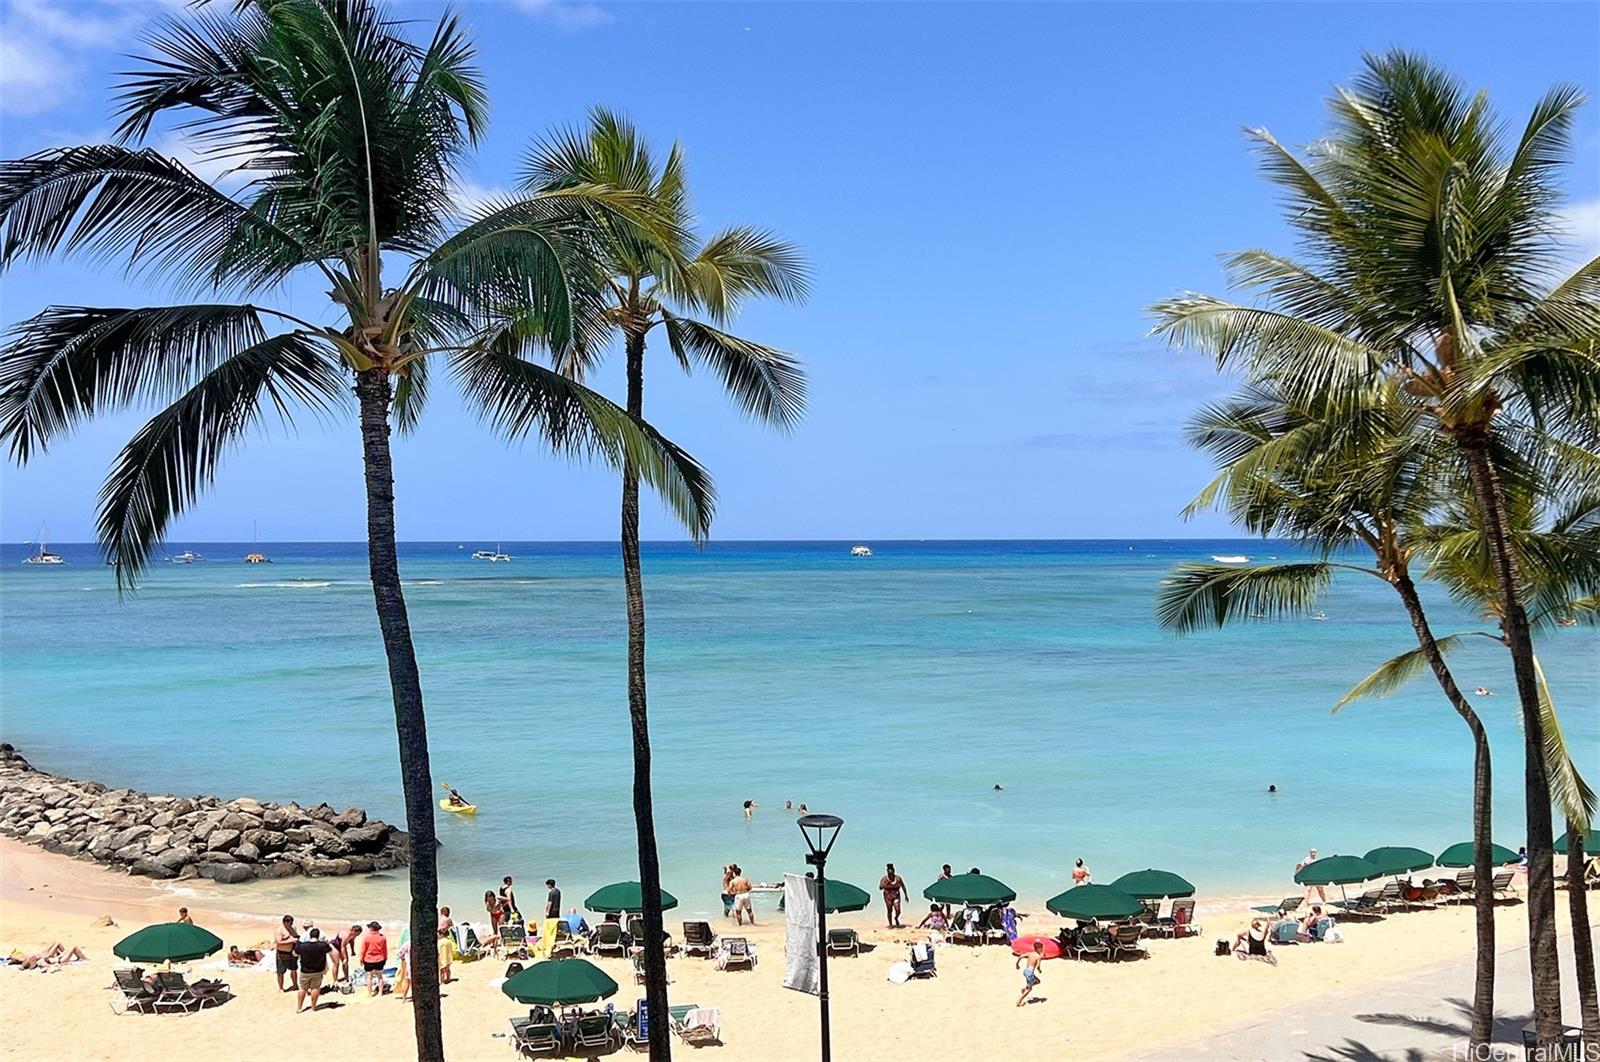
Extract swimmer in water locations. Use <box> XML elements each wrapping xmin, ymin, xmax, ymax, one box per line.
<box><xmin>1268</xmin><ymin>784</ymin><xmax>1277</xmax><ymax>794</ymax></box>
<box><xmin>993</xmin><ymin>784</ymin><xmax>1003</xmax><ymax>791</ymax></box>
<box><xmin>1474</xmin><ymin>687</ymin><xmax>1493</xmax><ymax>696</ymax></box>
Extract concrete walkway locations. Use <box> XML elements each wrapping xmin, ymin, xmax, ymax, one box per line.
<box><xmin>1129</xmin><ymin>926</ymin><xmax>1594</xmax><ymax>1061</ymax></box>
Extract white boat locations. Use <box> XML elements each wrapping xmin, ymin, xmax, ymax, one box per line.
<box><xmin>1212</xmin><ymin>554</ymin><xmax>1249</xmax><ymax>564</ymax></box>
<box><xmin>244</xmin><ymin>520</ymin><xmax>271</xmax><ymax>563</ymax></box>
<box><xmin>21</xmin><ymin>522</ymin><xmax>64</xmax><ymax>565</ymax></box>
<box><xmin>472</xmin><ymin>546</ymin><xmax>511</xmax><ymax>562</ymax></box>
<box><xmin>170</xmin><ymin>550</ymin><xmax>206</xmax><ymax>564</ymax></box>
<box><xmin>850</xmin><ymin>545</ymin><xmax>873</xmax><ymax>557</ymax></box>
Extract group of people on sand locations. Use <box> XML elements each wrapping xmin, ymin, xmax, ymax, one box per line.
<box><xmin>6</xmin><ymin>941</ymin><xmax>88</xmax><ymax>970</ymax></box>
<box><xmin>262</xmin><ymin>913</ymin><xmax>391</xmax><ymax>1012</ymax></box>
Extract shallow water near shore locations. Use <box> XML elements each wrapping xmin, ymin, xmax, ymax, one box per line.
<box><xmin>2</xmin><ymin>539</ymin><xmax>1595</xmax><ymax>918</ymax></box>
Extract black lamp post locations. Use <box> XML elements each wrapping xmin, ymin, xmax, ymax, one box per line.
<box><xmin>798</xmin><ymin>813</ymin><xmax>844</xmax><ymax>1062</ymax></box>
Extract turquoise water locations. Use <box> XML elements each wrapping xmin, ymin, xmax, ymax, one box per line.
<box><xmin>1</xmin><ymin>540</ymin><xmax>1595</xmax><ymax>915</ymax></box>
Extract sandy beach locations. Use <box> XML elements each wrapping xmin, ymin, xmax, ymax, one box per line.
<box><xmin>2</xmin><ymin>839</ymin><xmax>1591</xmax><ymax>1061</ymax></box>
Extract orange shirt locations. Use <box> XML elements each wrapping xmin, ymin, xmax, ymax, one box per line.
<box><xmin>360</xmin><ymin>931</ymin><xmax>388</xmax><ymax>964</ymax></box>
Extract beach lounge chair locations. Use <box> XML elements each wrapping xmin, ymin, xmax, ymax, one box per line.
<box><xmin>1137</xmin><ymin>900</ymin><xmax>1162</xmax><ymax>931</ymax></box>
<box><xmin>570</xmin><ymin>1013</ymin><xmax>617</xmax><ymax>1051</ymax></box>
<box><xmin>508</xmin><ymin>1017</ymin><xmax>562</xmax><ymax>1055</ymax></box>
<box><xmin>908</xmin><ymin>940</ymin><xmax>937</xmax><ymax>978</ymax></box>
<box><xmin>591</xmin><ymin>922</ymin><xmax>627</xmax><ymax>958</ymax></box>
<box><xmin>984</xmin><ymin>907</ymin><xmax>1010</xmax><ymax>945</ymax></box>
<box><xmin>1156</xmin><ymin>899</ymin><xmax>1201</xmax><ymax>938</ymax></box>
<box><xmin>826</xmin><ymin>927</ymin><xmax>860</xmax><ymax>957</ymax></box>
<box><xmin>1490</xmin><ymin>870</ymin><xmax>1517</xmax><ymax>900</ymax></box>
<box><xmin>716</xmin><ymin>937</ymin><xmax>755</xmax><ymax>971</ymax></box>
<box><xmin>628</xmin><ymin>916</ymin><xmax>673</xmax><ymax>954</ymax></box>
<box><xmin>1332</xmin><ymin>889</ymin><xmax>1381</xmax><ymax>918</ymax></box>
<box><xmin>949</xmin><ymin>906</ymin><xmax>985</xmax><ymax>946</ymax></box>
<box><xmin>499</xmin><ymin>921</ymin><xmax>529</xmax><ymax>959</ymax></box>
<box><xmin>681</xmin><ymin>921</ymin><xmax>717</xmax><ymax>958</ymax></box>
<box><xmin>1070</xmin><ymin>927</ymin><xmax>1111</xmax><ymax>961</ymax></box>
<box><xmin>672</xmin><ymin>1006</ymin><xmax>723</xmax><ymax>1046</ymax></box>
<box><xmin>548</xmin><ymin>922</ymin><xmax>580</xmax><ymax>959</ymax></box>
<box><xmin>1271</xmin><ymin>919</ymin><xmax>1301</xmax><ymax>945</ymax></box>
<box><xmin>1251</xmin><ymin>897</ymin><xmax>1301</xmax><ymax>918</ymax></box>
<box><xmin>623</xmin><ymin>1000</ymin><xmax>650</xmax><ymax>1049</ymax></box>
<box><xmin>1110</xmin><ymin>922</ymin><xmax>1146</xmax><ymax>960</ymax></box>
<box><xmin>153</xmin><ymin>971</ymin><xmax>226</xmax><ymax>1012</ymax></box>
<box><xmin>111</xmin><ymin>969</ymin><xmax>158</xmax><ymax>1014</ymax></box>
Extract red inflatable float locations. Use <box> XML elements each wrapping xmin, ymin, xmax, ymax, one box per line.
<box><xmin>1009</xmin><ymin>934</ymin><xmax>1063</xmax><ymax>959</ymax></box>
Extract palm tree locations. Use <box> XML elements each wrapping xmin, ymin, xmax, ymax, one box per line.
<box><xmin>1149</xmin><ymin>52</ymin><xmax>1600</xmax><ymax>1043</ymax></box>
<box><xmin>1155</xmin><ymin>380</ymin><xmax>1504</xmax><ymax>1045</ymax></box>
<box><xmin>0</xmin><ymin>5</ymin><xmax>712</xmax><ymax>1058</ymax></box>
<box><xmin>520</xmin><ymin>109</ymin><xmax>807</xmax><ymax>1060</ymax></box>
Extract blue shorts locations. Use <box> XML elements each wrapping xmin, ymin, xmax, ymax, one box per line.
<box><xmin>1022</xmin><ymin>968</ymin><xmax>1039</xmax><ymax>987</ymax></box>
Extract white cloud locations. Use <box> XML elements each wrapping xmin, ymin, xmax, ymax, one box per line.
<box><xmin>0</xmin><ymin>0</ymin><xmax>160</xmax><ymax>116</ymax></box>
<box><xmin>1555</xmin><ymin>197</ymin><xmax>1600</xmax><ymax>267</ymax></box>
<box><xmin>450</xmin><ymin>178</ymin><xmax>510</xmax><ymax>219</ymax></box>
<box><xmin>513</xmin><ymin>0</ymin><xmax>614</xmax><ymax>31</ymax></box>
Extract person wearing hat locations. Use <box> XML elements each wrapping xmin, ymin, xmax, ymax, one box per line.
<box><xmin>359</xmin><ymin>921</ymin><xmax>388</xmax><ymax>996</ymax></box>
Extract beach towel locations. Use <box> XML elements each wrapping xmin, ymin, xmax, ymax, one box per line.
<box><xmin>533</xmin><ymin>918</ymin><xmax>559</xmax><ymax>959</ymax></box>
<box><xmin>1001</xmin><ymin>906</ymin><xmax>1018</xmax><ymax>942</ymax></box>
<box><xmin>782</xmin><ymin>872</ymin><xmax>818</xmax><ymax>995</ymax></box>
<box><xmin>886</xmin><ymin>961</ymin><xmax>912</xmax><ymax>983</ymax></box>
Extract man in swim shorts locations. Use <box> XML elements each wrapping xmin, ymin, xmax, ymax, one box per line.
<box><xmin>274</xmin><ymin>914</ymin><xmax>300</xmax><ymax>992</ymax></box>
<box><xmin>293</xmin><ymin>927</ymin><xmax>334</xmax><ymax>1012</ymax></box>
<box><xmin>1016</xmin><ymin>939</ymin><xmax>1044</xmax><ymax>1006</ymax></box>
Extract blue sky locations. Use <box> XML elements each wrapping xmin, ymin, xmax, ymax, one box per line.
<box><xmin>2</xmin><ymin>0</ymin><xmax>1597</xmax><ymax>543</ymax></box>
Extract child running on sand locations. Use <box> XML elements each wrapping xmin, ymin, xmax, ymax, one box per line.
<box><xmin>1015</xmin><ymin>940</ymin><xmax>1044</xmax><ymax>1006</ymax></box>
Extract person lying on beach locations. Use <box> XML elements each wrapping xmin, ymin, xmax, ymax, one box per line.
<box><xmin>9</xmin><ymin>943</ymin><xmax>88</xmax><ymax>969</ymax></box>
<box><xmin>228</xmin><ymin>946</ymin><xmax>265</xmax><ymax>966</ymax></box>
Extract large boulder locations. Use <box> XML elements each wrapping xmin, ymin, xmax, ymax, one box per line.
<box><xmin>332</xmin><ymin>807</ymin><xmax>366</xmax><ymax>829</ymax></box>
<box><xmin>206</xmin><ymin>829</ymin><xmax>241</xmax><ymax>852</ymax></box>
<box><xmin>241</xmin><ymin>829</ymin><xmax>287</xmax><ymax>854</ymax></box>
<box><xmin>233</xmin><ymin>842</ymin><xmax>260</xmax><ymax>863</ymax></box>
<box><xmin>198</xmin><ymin>862</ymin><xmax>256</xmax><ymax>884</ymax></box>
<box><xmin>130</xmin><ymin>858</ymin><xmax>178</xmax><ymax>880</ymax></box>
<box><xmin>258</xmin><ymin>861</ymin><xmax>298</xmax><ymax>880</ymax></box>
<box><xmin>150</xmin><ymin>847</ymin><xmax>197</xmax><ymax>873</ymax></box>
<box><xmin>303</xmin><ymin>857</ymin><xmax>352</xmax><ymax>877</ymax></box>
<box><xmin>342</xmin><ymin>824</ymin><xmax>389</xmax><ymax>853</ymax></box>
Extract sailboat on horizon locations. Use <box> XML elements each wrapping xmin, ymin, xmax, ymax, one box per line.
<box><xmin>21</xmin><ymin>522</ymin><xmax>65</xmax><ymax>565</ymax></box>
<box><xmin>472</xmin><ymin>529</ymin><xmax>511</xmax><ymax>562</ymax></box>
<box><xmin>244</xmin><ymin>520</ymin><xmax>272</xmax><ymax>564</ymax></box>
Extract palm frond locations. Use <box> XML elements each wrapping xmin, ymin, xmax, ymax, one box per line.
<box><xmin>660</xmin><ymin>311</ymin><xmax>806</xmax><ymax>430</ymax></box>
<box><xmin>1</xmin><ymin>304</ymin><xmax>272</xmax><ymax>461</ymax></box>
<box><xmin>451</xmin><ymin>337</ymin><xmax>716</xmax><ymax>539</ymax></box>
<box><xmin>1156</xmin><ymin>562</ymin><xmax>1335</xmax><ymax>634</ymax></box>
<box><xmin>98</xmin><ymin>332</ymin><xmax>344</xmax><ymax>589</ymax></box>
<box><xmin>670</xmin><ymin>225</ymin><xmax>810</xmax><ymax>322</ymax></box>
<box><xmin>1331</xmin><ymin>634</ymin><xmax>1468</xmax><ymax>712</ymax></box>
<box><xmin>1533</xmin><ymin>655</ymin><xmax>1597</xmax><ymax>831</ymax></box>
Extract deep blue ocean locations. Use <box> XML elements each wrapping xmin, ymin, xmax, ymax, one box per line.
<box><xmin>1</xmin><ymin>539</ymin><xmax>1594</xmax><ymax>917</ymax></box>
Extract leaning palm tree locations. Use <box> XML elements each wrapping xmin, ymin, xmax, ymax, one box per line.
<box><xmin>0</xmin><ymin>4</ymin><xmax>711</xmax><ymax>1058</ymax></box>
<box><xmin>1150</xmin><ymin>52</ymin><xmax>1600</xmax><ymax>1043</ymax></box>
<box><xmin>1156</xmin><ymin>379</ymin><xmax>1506</xmax><ymax>1045</ymax></box>
<box><xmin>520</xmin><ymin>109</ymin><xmax>807</xmax><ymax>1060</ymax></box>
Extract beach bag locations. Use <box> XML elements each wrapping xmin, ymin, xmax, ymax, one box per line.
<box><xmin>1214</xmin><ymin>939</ymin><xmax>1230</xmax><ymax>957</ymax></box>
<box><xmin>504</xmin><ymin>962</ymin><xmax>524</xmax><ymax>979</ymax></box>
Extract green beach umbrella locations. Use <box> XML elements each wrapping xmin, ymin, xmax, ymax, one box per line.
<box><xmin>1108</xmin><ymin>868</ymin><xmax>1195</xmax><ymax>899</ymax></box>
<box><xmin>583</xmin><ymin>881</ymin><xmax>679</xmax><ymax>915</ymax></box>
<box><xmin>501</xmin><ymin>958</ymin><xmax>619</xmax><ymax>1006</ymax></box>
<box><xmin>815</xmin><ymin>878</ymin><xmax>872</xmax><ymax>914</ymax></box>
<box><xmin>1045</xmin><ymin>884</ymin><xmax>1143</xmax><ymax>921</ymax></box>
<box><xmin>112</xmin><ymin>922</ymin><xmax>224</xmax><ymax>964</ymax></box>
<box><xmin>1293</xmin><ymin>855</ymin><xmax>1381</xmax><ymax>886</ymax></box>
<box><xmin>1555</xmin><ymin>829</ymin><xmax>1589</xmax><ymax>855</ymax></box>
<box><xmin>1436</xmin><ymin>842</ymin><xmax>1518</xmax><ymax>868</ymax></box>
<box><xmin>1363</xmin><ymin>847</ymin><xmax>1435</xmax><ymax>876</ymax></box>
<box><xmin>922</xmin><ymin>873</ymin><xmax>1016</xmax><ymax>906</ymax></box>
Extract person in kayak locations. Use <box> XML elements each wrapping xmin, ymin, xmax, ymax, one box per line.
<box><xmin>445</xmin><ymin>786</ymin><xmax>470</xmax><ymax>808</ymax></box>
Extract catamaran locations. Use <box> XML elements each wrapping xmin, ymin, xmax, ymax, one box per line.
<box><xmin>244</xmin><ymin>520</ymin><xmax>271</xmax><ymax>563</ymax></box>
<box><xmin>21</xmin><ymin>523</ymin><xmax>64</xmax><ymax>565</ymax></box>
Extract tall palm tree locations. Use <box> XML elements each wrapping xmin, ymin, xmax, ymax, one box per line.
<box><xmin>1149</xmin><ymin>52</ymin><xmax>1600</xmax><ymax>1043</ymax></box>
<box><xmin>521</xmin><ymin>109</ymin><xmax>807</xmax><ymax>1060</ymax></box>
<box><xmin>0</xmin><ymin>5</ymin><xmax>712</xmax><ymax>1058</ymax></box>
<box><xmin>1156</xmin><ymin>380</ymin><xmax>1505</xmax><ymax>1045</ymax></box>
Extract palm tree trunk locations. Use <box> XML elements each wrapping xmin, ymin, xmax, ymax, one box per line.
<box><xmin>620</xmin><ymin>329</ymin><xmax>672</xmax><ymax>1061</ymax></box>
<box><xmin>1568</xmin><ymin>822</ymin><xmax>1599</xmax><ymax>1048</ymax></box>
<box><xmin>1392</xmin><ymin>570</ymin><xmax>1495</xmax><ymax>1046</ymax></box>
<box><xmin>355</xmin><ymin>368</ymin><xmax>444</xmax><ymax>1062</ymax></box>
<box><xmin>1457</xmin><ymin>435</ymin><xmax>1563</xmax><ymax>1047</ymax></box>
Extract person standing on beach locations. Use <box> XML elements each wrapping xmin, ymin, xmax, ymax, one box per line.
<box><xmin>720</xmin><ymin>865</ymin><xmax>736</xmax><ymax>920</ymax></box>
<box><xmin>274</xmin><ymin>915</ymin><xmax>300</xmax><ymax>993</ymax></box>
<box><xmin>729</xmin><ymin>866</ymin><xmax>755</xmax><ymax>926</ymax></box>
<box><xmin>292</xmin><ymin>927</ymin><xmax>333</xmax><ymax>1013</ymax></box>
<box><xmin>500</xmin><ymin>876</ymin><xmax>519</xmax><ymax>919</ymax></box>
<box><xmin>485</xmin><ymin>890</ymin><xmax>504</xmax><ymax>932</ymax></box>
<box><xmin>435</xmin><ymin>926</ymin><xmax>454</xmax><ymax>985</ymax></box>
<box><xmin>1016</xmin><ymin>940</ymin><xmax>1045</xmax><ymax>1006</ymax></box>
<box><xmin>879</xmin><ymin>864</ymin><xmax>909</xmax><ymax>928</ymax></box>
<box><xmin>1296</xmin><ymin>849</ymin><xmax>1326</xmax><ymax>902</ymax></box>
<box><xmin>359</xmin><ymin>921</ymin><xmax>388</xmax><ymax>996</ymax></box>
<box><xmin>545</xmin><ymin>879</ymin><xmax>562</xmax><ymax>919</ymax></box>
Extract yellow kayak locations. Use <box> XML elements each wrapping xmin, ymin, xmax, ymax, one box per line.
<box><xmin>439</xmin><ymin>799</ymin><xmax>477</xmax><ymax>815</ymax></box>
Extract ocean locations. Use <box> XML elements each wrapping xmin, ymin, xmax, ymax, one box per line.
<box><xmin>1</xmin><ymin>539</ymin><xmax>1595</xmax><ymax>919</ymax></box>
